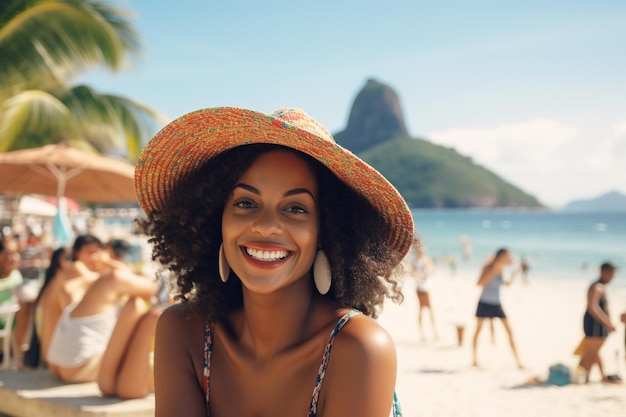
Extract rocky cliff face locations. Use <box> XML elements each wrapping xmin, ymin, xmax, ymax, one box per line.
<box><xmin>334</xmin><ymin>78</ymin><xmax>409</xmax><ymax>153</ymax></box>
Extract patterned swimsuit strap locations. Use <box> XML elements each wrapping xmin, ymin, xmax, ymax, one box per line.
<box><xmin>308</xmin><ymin>309</ymin><xmax>360</xmax><ymax>416</ymax></box>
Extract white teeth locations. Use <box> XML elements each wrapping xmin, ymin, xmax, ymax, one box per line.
<box><xmin>245</xmin><ymin>248</ymin><xmax>288</xmax><ymax>261</ymax></box>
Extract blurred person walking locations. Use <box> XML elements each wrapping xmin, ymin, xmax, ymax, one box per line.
<box><xmin>471</xmin><ymin>247</ymin><xmax>523</xmax><ymax>369</ymax></box>
<box><xmin>410</xmin><ymin>243</ymin><xmax>438</xmax><ymax>341</ymax></box>
<box><xmin>578</xmin><ymin>262</ymin><xmax>620</xmax><ymax>384</ymax></box>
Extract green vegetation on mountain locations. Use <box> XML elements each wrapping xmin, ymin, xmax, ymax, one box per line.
<box><xmin>335</xmin><ymin>79</ymin><xmax>543</xmax><ymax>208</ymax></box>
<box><xmin>360</xmin><ymin>136</ymin><xmax>541</xmax><ymax>208</ymax></box>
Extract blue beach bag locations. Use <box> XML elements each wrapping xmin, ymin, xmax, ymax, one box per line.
<box><xmin>548</xmin><ymin>363</ymin><xmax>570</xmax><ymax>386</ymax></box>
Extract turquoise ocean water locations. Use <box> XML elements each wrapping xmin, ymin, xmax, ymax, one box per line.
<box><xmin>412</xmin><ymin>210</ymin><xmax>626</xmax><ymax>287</ymax></box>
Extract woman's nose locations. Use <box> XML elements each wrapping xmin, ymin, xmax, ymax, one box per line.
<box><xmin>251</xmin><ymin>209</ymin><xmax>283</xmax><ymax>236</ymax></box>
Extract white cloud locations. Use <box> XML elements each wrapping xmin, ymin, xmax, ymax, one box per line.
<box><xmin>613</xmin><ymin>120</ymin><xmax>626</xmax><ymax>136</ymax></box>
<box><xmin>427</xmin><ymin>118</ymin><xmax>626</xmax><ymax>208</ymax></box>
<box><xmin>587</xmin><ymin>122</ymin><xmax>626</xmax><ymax>171</ymax></box>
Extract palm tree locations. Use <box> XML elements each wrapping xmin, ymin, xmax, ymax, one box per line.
<box><xmin>0</xmin><ymin>0</ymin><xmax>167</xmax><ymax>160</ymax></box>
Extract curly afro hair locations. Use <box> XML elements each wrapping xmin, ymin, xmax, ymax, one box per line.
<box><xmin>140</xmin><ymin>144</ymin><xmax>413</xmax><ymax>321</ymax></box>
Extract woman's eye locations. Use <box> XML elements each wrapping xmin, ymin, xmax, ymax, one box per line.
<box><xmin>286</xmin><ymin>206</ymin><xmax>308</xmax><ymax>214</ymax></box>
<box><xmin>235</xmin><ymin>200</ymin><xmax>256</xmax><ymax>209</ymax></box>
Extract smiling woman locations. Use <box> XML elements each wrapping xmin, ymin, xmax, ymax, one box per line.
<box><xmin>221</xmin><ymin>151</ymin><xmax>320</xmax><ymax>296</ymax></box>
<box><xmin>136</xmin><ymin>107</ymin><xmax>416</xmax><ymax>417</ymax></box>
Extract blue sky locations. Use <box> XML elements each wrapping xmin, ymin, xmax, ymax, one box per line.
<box><xmin>83</xmin><ymin>0</ymin><xmax>626</xmax><ymax>208</ymax></box>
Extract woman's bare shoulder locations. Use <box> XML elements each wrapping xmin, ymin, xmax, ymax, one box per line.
<box><xmin>154</xmin><ymin>303</ymin><xmax>207</xmax><ymax>417</ymax></box>
<box><xmin>333</xmin><ymin>313</ymin><xmax>396</xmax><ymax>359</ymax></box>
<box><xmin>155</xmin><ymin>302</ymin><xmax>206</xmax><ymax>362</ymax></box>
<box><xmin>157</xmin><ymin>303</ymin><xmax>207</xmax><ymax>349</ymax></box>
<box><xmin>158</xmin><ymin>302</ymin><xmax>206</xmax><ymax>329</ymax></box>
<box><xmin>320</xmin><ymin>312</ymin><xmax>397</xmax><ymax>416</ymax></box>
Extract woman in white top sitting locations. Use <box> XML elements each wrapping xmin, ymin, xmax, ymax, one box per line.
<box><xmin>40</xmin><ymin>234</ymin><xmax>162</xmax><ymax>399</ymax></box>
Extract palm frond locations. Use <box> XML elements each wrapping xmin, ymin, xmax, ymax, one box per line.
<box><xmin>0</xmin><ymin>1</ymin><xmax>165</xmax><ymax>161</ymax></box>
<box><xmin>0</xmin><ymin>89</ymin><xmax>80</xmax><ymax>151</ymax></box>
<box><xmin>59</xmin><ymin>85</ymin><xmax>167</xmax><ymax>159</ymax></box>
<box><xmin>0</xmin><ymin>0</ymin><xmax>141</xmax><ymax>92</ymax></box>
<box><xmin>100</xmin><ymin>94</ymin><xmax>169</xmax><ymax>159</ymax></box>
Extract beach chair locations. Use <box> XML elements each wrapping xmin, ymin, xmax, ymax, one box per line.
<box><xmin>0</xmin><ymin>302</ymin><xmax>20</xmax><ymax>370</ymax></box>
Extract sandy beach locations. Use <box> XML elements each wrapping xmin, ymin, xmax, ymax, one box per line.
<box><xmin>379</xmin><ymin>266</ymin><xmax>626</xmax><ymax>417</ymax></box>
<box><xmin>2</xmin><ymin>263</ymin><xmax>624</xmax><ymax>417</ymax></box>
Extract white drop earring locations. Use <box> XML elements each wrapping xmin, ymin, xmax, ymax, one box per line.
<box><xmin>218</xmin><ymin>244</ymin><xmax>230</xmax><ymax>283</ymax></box>
<box><xmin>313</xmin><ymin>250</ymin><xmax>331</xmax><ymax>295</ymax></box>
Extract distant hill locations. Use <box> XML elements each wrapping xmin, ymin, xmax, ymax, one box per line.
<box><xmin>334</xmin><ymin>78</ymin><xmax>543</xmax><ymax>208</ymax></box>
<box><xmin>561</xmin><ymin>191</ymin><xmax>626</xmax><ymax>212</ymax></box>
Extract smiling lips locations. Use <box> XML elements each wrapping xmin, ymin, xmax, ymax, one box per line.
<box><xmin>245</xmin><ymin>247</ymin><xmax>289</xmax><ymax>262</ymax></box>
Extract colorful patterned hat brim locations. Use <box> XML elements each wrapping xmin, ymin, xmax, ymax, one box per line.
<box><xmin>135</xmin><ymin>107</ymin><xmax>414</xmax><ymax>257</ymax></box>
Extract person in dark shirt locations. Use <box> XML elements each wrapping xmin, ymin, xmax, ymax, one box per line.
<box><xmin>578</xmin><ymin>261</ymin><xmax>619</xmax><ymax>383</ymax></box>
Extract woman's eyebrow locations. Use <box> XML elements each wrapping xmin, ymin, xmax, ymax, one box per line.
<box><xmin>234</xmin><ymin>183</ymin><xmax>258</xmax><ymax>194</ymax></box>
<box><xmin>234</xmin><ymin>183</ymin><xmax>315</xmax><ymax>200</ymax></box>
<box><xmin>284</xmin><ymin>188</ymin><xmax>315</xmax><ymax>200</ymax></box>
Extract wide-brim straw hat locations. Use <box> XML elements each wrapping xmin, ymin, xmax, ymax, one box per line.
<box><xmin>135</xmin><ymin>107</ymin><xmax>414</xmax><ymax>256</ymax></box>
